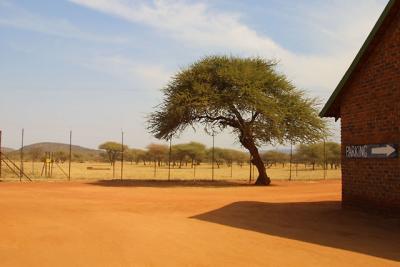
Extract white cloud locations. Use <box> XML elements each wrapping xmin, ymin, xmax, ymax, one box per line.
<box><xmin>83</xmin><ymin>55</ymin><xmax>172</xmax><ymax>90</ymax></box>
<box><xmin>0</xmin><ymin>0</ymin><xmax>127</xmax><ymax>44</ymax></box>
<box><xmin>68</xmin><ymin>0</ymin><xmax>386</xmax><ymax>95</ymax></box>
<box><xmin>300</xmin><ymin>0</ymin><xmax>385</xmax><ymax>50</ymax></box>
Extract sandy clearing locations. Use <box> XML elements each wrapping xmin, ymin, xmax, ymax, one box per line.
<box><xmin>0</xmin><ymin>180</ymin><xmax>398</xmax><ymax>267</ymax></box>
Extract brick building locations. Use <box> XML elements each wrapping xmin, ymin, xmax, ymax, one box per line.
<box><xmin>320</xmin><ymin>0</ymin><xmax>400</xmax><ymax>213</ymax></box>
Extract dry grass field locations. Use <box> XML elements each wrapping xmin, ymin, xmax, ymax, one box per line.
<box><xmin>0</xmin><ymin>180</ymin><xmax>399</xmax><ymax>266</ymax></box>
<box><xmin>1</xmin><ymin>161</ymin><xmax>341</xmax><ymax>181</ymax></box>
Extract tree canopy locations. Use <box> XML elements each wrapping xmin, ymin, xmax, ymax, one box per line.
<box><xmin>294</xmin><ymin>142</ymin><xmax>340</xmax><ymax>169</ymax></box>
<box><xmin>99</xmin><ymin>142</ymin><xmax>127</xmax><ymax>164</ymax></box>
<box><xmin>148</xmin><ymin>56</ymin><xmax>327</xmax><ymax>185</ymax></box>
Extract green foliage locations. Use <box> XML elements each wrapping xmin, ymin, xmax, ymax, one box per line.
<box><xmin>207</xmin><ymin>147</ymin><xmax>226</xmax><ymax>167</ymax></box>
<box><xmin>294</xmin><ymin>142</ymin><xmax>341</xmax><ymax>169</ymax></box>
<box><xmin>325</xmin><ymin>142</ymin><xmax>341</xmax><ymax>168</ymax></box>
<box><xmin>178</xmin><ymin>142</ymin><xmax>206</xmax><ymax>164</ymax></box>
<box><xmin>171</xmin><ymin>142</ymin><xmax>207</xmax><ymax>167</ymax></box>
<box><xmin>296</xmin><ymin>143</ymin><xmax>322</xmax><ymax>169</ymax></box>
<box><xmin>148</xmin><ymin>55</ymin><xmax>327</xmax><ymax>145</ymax></box>
<box><xmin>99</xmin><ymin>141</ymin><xmax>128</xmax><ymax>164</ymax></box>
<box><xmin>146</xmin><ymin>143</ymin><xmax>169</xmax><ymax>163</ymax></box>
<box><xmin>125</xmin><ymin>148</ymin><xmax>146</xmax><ymax>164</ymax></box>
<box><xmin>148</xmin><ymin>56</ymin><xmax>327</xmax><ymax>184</ymax></box>
<box><xmin>231</xmin><ymin>150</ymin><xmax>249</xmax><ymax>166</ymax></box>
<box><xmin>206</xmin><ymin>148</ymin><xmax>249</xmax><ymax>167</ymax></box>
<box><xmin>261</xmin><ymin>150</ymin><xmax>289</xmax><ymax>167</ymax></box>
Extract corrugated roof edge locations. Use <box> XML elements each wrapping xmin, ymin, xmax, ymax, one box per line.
<box><xmin>319</xmin><ymin>0</ymin><xmax>397</xmax><ymax>118</ymax></box>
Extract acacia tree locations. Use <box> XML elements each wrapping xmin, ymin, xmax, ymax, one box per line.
<box><xmin>296</xmin><ymin>144</ymin><xmax>322</xmax><ymax>170</ymax></box>
<box><xmin>261</xmin><ymin>150</ymin><xmax>289</xmax><ymax>168</ymax></box>
<box><xmin>146</xmin><ymin>143</ymin><xmax>168</xmax><ymax>166</ymax></box>
<box><xmin>325</xmin><ymin>142</ymin><xmax>340</xmax><ymax>169</ymax></box>
<box><xmin>232</xmin><ymin>150</ymin><xmax>248</xmax><ymax>167</ymax></box>
<box><xmin>181</xmin><ymin>142</ymin><xmax>206</xmax><ymax>167</ymax></box>
<box><xmin>148</xmin><ymin>56</ymin><xmax>326</xmax><ymax>185</ymax></box>
<box><xmin>125</xmin><ymin>148</ymin><xmax>146</xmax><ymax>164</ymax></box>
<box><xmin>99</xmin><ymin>142</ymin><xmax>127</xmax><ymax>178</ymax></box>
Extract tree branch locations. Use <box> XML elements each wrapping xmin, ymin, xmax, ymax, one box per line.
<box><xmin>250</xmin><ymin>111</ymin><xmax>260</xmax><ymax>123</ymax></box>
<box><xmin>229</xmin><ymin>105</ymin><xmax>245</xmax><ymax>127</ymax></box>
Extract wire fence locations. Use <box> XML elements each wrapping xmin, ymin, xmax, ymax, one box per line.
<box><xmin>0</xmin><ymin>130</ymin><xmax>341</xmax><ymax>182</ymax></box>
<box><xmin>0</xmin><ymin>161</ymin><xmax>341</xmax><ymax>182</ymax></box>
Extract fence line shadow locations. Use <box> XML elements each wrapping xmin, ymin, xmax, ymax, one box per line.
<box><xmin>87</xmin><ymin>179</ymin><xmax>259</xmax><ymax>188</ymax></box>
<box><xmin>191</xmin><ymin>201</ymin><xmax>400</xmax><ymax>261</ymax></box>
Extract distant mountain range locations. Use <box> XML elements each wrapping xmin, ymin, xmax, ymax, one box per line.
<box><xmin>0</xmin><ymin>147</ymin><xmax>15</xmax><ymax>153</ymax></box>
<box><xmin>21</xmin><ymin>142</ymin><xmax>100</xmax><ymax>154</ymax></box>
<box><xmin>5</xmin><ymin>142</ymin><xmax>101</xmax><ymax>160</ymax></box>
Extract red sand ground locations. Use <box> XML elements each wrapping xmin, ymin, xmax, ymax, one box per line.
<box><xmin>0</xmin><ymin>180</ymin><xmax>398</xmax><ymax>267</ymax></box>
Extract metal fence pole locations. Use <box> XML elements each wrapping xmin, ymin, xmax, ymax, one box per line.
<box><xmin>121</xmin><ymin>130</ymin><xmax>124</xmax><ymax>181</ymax></box>
<box><xmin>289</xmin><ymin>142</ymin><xmax>293</xmax><ymax>181</ymax></box>
<box><xmin>168</xmin><ymin>138</ymin><xmax>172</xmax><ymax>181</ymax></box>
<box><xmin>323</xmin><ymin>139</ymin><xmax>327</xmax><ymax>180</ymax></box>
<box><xmin>212</xmin><ymin>133</ymin><xmax>215</xmax><ymax>181</ymax></box>
<box><xmin>20</xmin><ymin>128</ymin><xmax>24</xmax><ymax>181</ymax></box>
<box><xmin>0</xmin><ymin>130</ymin><xmax>2</xmax><ymax>179</ymax></box>
<box><xmin>193</xmin><ymin>162</ymin><xmax>196</xmax><ymax>181</ymax></box>
<box><xmin>230</xmin><ymin>161</ymin><xmax>233</xmax><ymax>179</ymax></box>
<box><xmin>249</xmin><ymin>154</ymin><xmax>252</xmax><ymax>183</ymax></box>
<box><xmin>68</xmin><ymin>131</ymin><xmax>72</xmax><ymax>181</ymax></box>
<box><xmin>154</xmin><ymin>159</ymin><xmax>156</xmax><ymax>178</ymax></box>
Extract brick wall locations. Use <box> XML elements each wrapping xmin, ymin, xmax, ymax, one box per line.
<box><xmin>340</xmin><ymin>3</ymin><xmax>400</xmax><ymax>213</ymax></box>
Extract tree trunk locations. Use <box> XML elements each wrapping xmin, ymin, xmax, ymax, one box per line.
<box><xmin>112</xmin><ymin>162</ymin><xmax>115</xmax><ymax>178</ymax></box>
<box><xmin>241</xmin><ymin>137</ymin><xmax>270</xmax><ymax>186</ymax></box>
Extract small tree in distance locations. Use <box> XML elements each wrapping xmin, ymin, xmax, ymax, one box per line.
<box><xmin>148</xmin><ymin>56</ymin><xmax>327</xmax><ymax>185</ymax></box>
<box><xmin>99</xmin><ymin>141</ymin><xmax>127</xmax><ymax>178</ymax></box>
<box><xmin>146</xmin><ymin>143</ymin><xmax>168</xmax><ymax>166</ymax></box>
<box><xmin>261</xmin><ymin>150</ymin><xmax>289</xmax><ymax>168</ymax></box>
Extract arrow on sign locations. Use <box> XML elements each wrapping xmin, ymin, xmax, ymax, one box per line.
<box><xmin>371</xmin><ymin>145</ymin><xmax>396</xmax><ymax>156</ymax></box>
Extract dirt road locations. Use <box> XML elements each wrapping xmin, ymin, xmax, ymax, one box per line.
<box><xmin>0</xmin><ymin>180</ymin><xmax>398</xmax><ymax>266</ymax></box>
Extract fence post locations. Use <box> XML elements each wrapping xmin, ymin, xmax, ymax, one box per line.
<box><xmin>289</xmin><ymin>142</ymin><xmax>293</xmax><ymax>181</ymax></box>
<box><xmin>68</xmin><ymin>131</ymin><xmax>72</xmax><ymax>181</ymax></box>
<box><xmin>249</xmin><ymin>154</ymin><xmax>252</xmax><ymax>183</ymax></box>
<box><xmin>154</xmin><ymin>159</ymin><xmax>156</xmax><ymax>178</ymax></box>
<box><xmin>20</xmin><ymin>128</ymin><xmax>24</xmax><ymax>182</ymax></box>
<box><xmin>230</xmin><ymin>161</ymin><xmax>233</xmax><ymax>178</ymax></box>
<box><xmin>0</xmin><ymin>130</ymin><xmax>2</xmax><ymax>179</ymax></box>
<box><xmin>121</xmin><ymin>130</ymin><xmax>124</xmax><ymax>181</ymax></box>
<box><xmin>193</xmin><ymin>162</ymin><xmax>196</xmax><ymax>181</ymax></box>
<box><xmin>168</xmin><ymin>138</ymin><xmax>172</xmax><ymax>181</ymax></box>
<box><xmin>212</xmin><ymin>133</ymin><xmax>215</xmax><ymax>181</ymax></box>
<box><xmin>323</xmin><ymin>139</ymin><xmax>327</xmax><ymax>180</ymax></box>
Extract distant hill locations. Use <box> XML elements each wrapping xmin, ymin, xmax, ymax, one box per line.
<box><xmin>7</xmin><ymin>142</ymin><xmax>101</xmax><ymax>161</ymax></box>
<box><xmin>22</xmin><ymin>142</ymin><xmax>100</xmax><ymax>154</ymax></box>
<box><xmin>1</xmin><ymin>147</ymin><xmax>15</xmax><ymax>153</ymax></box>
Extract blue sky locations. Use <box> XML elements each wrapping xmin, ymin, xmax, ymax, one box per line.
<box><xmin>0</xmin><ymin>0</ymin><xmax>388</xmax><ymax>149</ymax></box>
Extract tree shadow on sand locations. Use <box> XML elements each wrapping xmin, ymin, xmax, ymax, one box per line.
<box><xmin>191</xmin><ymin>201</ymin><xmax>400</xmax><ymax>261</ymax></box>
<box><xmin>87</xmin><ymin>179</ymin><xmax>259</xmax><ymax>188</ymax></box>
